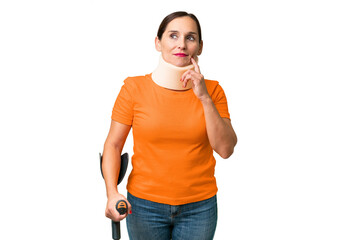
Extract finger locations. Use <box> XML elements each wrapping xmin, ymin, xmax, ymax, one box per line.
<box><xmin>181</xmin><ymin>69</ymin><xmax>191</xmax><ymax>82</ymax></box>
<box><xmin>126</xmin><ymin>200</ymin><xmax>132</xmax><ymax>215</ymax></box>
<box><xmin>113</xmin><ymin>210</ymin><xmax>122</xmax><ymax>221</ymax></box>
<box><xmin>183</xmin><ymin>78</ymin><xmax>188</xmax><ymax>88</ymax></box>
<box><xmin>182</xmin><ymin>73</ymin><xmax>193</xmax><ymax>88</ymax></box>
<box><xmin>191</xmin><ymin>57</ymin><xmax>201</xmax><ymax>73</ymax></box>
<box><xmin>106</xmin><ymin>206</ymin><xmax>121</xmax><ymax>221</ymax></box>
<box><xmin>114</xmin><ymin>206</ymin><xmax>129</xmax><ymax>221</ymax></box>
<box><xmin>105</xmin><ymin>208</ymin><xmax>111</xmax><ymax>219</ymax></box>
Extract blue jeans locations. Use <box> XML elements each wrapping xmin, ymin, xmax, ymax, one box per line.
<box><xmin>126</xmin><ymin>192</ymin><xmax>218</xmax><ymax>240</ymax></box>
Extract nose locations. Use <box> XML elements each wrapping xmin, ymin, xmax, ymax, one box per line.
<box><xmin>177</xmin><ymin>36</ymin><xmax>186</xmax><ymax>50</ymax></box>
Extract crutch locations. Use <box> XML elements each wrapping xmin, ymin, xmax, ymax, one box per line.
<box><xmin>100</xmin><ymin>152</ymin><xmax>129</xmax><ymax>240</ymax></box>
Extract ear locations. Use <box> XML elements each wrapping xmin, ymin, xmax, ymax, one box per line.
<box><xmin>155</xmin><ymin>36</ymin><xmax>162</xmax><ymax>52</ymax></box>
<box><xmin>197</xmin><ymin>40</ymin><xmax>203</xmax><ymax>56</ymax></box>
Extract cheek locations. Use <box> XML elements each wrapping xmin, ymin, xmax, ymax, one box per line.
<box><xmin>189</xmin><ymin>44</ymin><xmax>200</xmax><ymax>54</ymax></box>
<box><xmin>164</xmin><ymin>42</ymin><xmax>176</xmax><ymax>51</ymax></box>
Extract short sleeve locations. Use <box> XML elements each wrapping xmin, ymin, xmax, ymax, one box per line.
<box><xmin>111</xmin><ymin>78</ymin><xmax>134</xmax><ymax>125</ymax></box>
<box><xmin>211</xmin><ymin>83</ymin><xmax>230</xmax><ymax>120</ymax></box>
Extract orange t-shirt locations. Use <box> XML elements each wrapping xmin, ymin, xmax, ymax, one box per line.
<box><xmin>112</xmin><ymin>74</ymin><xmax>230</xmax><ymax>205</ymax></box>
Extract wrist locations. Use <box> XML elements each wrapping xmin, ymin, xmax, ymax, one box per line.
<box><xmin>106</xmin><ymin>187</ymin><xmax>119</xmax><ymax>199</ymax></box>
<box><xmin>199</xmin><ymin>94</ymin><xmax>212</xmax><ymax>104</ymax></box>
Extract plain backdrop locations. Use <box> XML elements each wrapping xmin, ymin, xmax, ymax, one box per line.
<box><xmin>0</xmin><ymin>0</ymin><xmax>359</xmax><ymax>239</ymax></box>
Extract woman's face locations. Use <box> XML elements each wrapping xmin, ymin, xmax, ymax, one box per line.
<box><xmin>155</xmin><ymin>16</ymin><xmax>203</xmax><ymax>67</ymax></box>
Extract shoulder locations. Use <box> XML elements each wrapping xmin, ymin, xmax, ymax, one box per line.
<box><xmin>204</xmin><ymin>79</ymin><xmax>219</xmax><ymax>87</ymax></box>
<box><xmin>123</xmin><ymin>74</ymin><xmax>149</xmax><ymax>86</ymax></box>
<box><xmin>121</xmin><ymin>74</ymin><xmax>151</xmax><ymax>91</ymax></box>
<box><xmin>204</xmin><ymin>79</ymin><xmax>225</xmax><ymax>96</ymax></box>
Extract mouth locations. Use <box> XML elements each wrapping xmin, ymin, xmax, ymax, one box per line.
<box><xmin>174</xmin><ymin>53</ymin><xmax>188</xmax><ymax>57</ymax></box>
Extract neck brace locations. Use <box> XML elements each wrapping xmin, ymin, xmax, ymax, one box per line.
<box><xmin>152</xmin><ymin>55</ymin><xmax>195</xmax><ymax>90</ymax></box>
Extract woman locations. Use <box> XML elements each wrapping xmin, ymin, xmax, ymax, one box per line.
<box><xmin>102</xmin><ymin>11</ymin><xmax>237</xmax><ymax>240</ymax></box>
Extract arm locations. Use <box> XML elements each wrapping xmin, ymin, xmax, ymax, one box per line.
<box><xmin>200</xmin><ymin>98</ymin><xmax>237</xmax><ymax>158</ymax></box>
<box><xmin>182</xmin><ymin>58</ymin><xmax>237</xmax><ymax>159</ymax></box>
<box><xmin>103</xmin><ymin>120</ymin><xmax>132</xmax><ymax>221</ymax></box>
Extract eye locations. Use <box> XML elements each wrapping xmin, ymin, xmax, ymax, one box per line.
<box><xmin>170</xmin><ymin>34</ymin><xmax>178</xmax><ymax>39</ymax></box>
<box><xmin>187</xmin><ymin>35</ymin><xmax>195</xmax><ymax>41</ymax></box>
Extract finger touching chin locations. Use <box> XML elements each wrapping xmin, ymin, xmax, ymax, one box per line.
<box><xmin>191</xmin><ymin>55</ymin><xmax>199</xmax><ymax>63</ymax></box>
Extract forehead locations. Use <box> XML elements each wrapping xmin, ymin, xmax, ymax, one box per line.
<box><xmin>165</xmin><ymin>16</ymin><xmax>198</xmax><ymax>34</ymax></box>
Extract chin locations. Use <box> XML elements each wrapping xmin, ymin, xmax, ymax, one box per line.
<box><xmin>163</xmin><ymin>55</ymin><xmax>191</xmax><ymax>67</ymax></box>
<box><xmin>173</xmin><ymin>58</ymin><xmax>191</xmax><ymax>67</ymax></box>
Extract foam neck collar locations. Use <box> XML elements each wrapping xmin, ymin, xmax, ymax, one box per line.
<box><xmin>152</xmin><ymin>55</ymin><xmax>195</xmax><ymax>90</ymax></box>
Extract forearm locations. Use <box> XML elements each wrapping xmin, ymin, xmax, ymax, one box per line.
<box><xmin>201</xmin><ymin>96</ymin><xmax>237</xmax><ymax>158</ymax></box>
<box><xmin>102</xmin><ymin>143</ymin><xmax>122</xmax><ymax>198</ymax></box>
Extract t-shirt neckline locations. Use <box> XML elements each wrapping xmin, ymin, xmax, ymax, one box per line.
<box><xmin>146</xmin><ymin>73</ymin><xmax>194</xmax><ymax>98</ymax></box>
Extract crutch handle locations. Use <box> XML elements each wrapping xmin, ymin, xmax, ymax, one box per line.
<box><xmin>112</xmin><ymin>200</ymin><xmax>128</xmax><ymax>240</ymax></box>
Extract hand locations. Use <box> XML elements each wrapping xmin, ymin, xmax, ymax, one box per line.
<box><xmin>105</xmin><ymin>192</ymin><xmax>132</xmax><ymax>221</ymax></box>
<box><xmin>181</xmin><ymin>58</ymin><xmax>211</xmax><ymax>102</ymax></box>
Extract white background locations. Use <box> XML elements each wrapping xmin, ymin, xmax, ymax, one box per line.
<box><xmin>1</xmin><ymin>0</ymin><xmax>359</xmax><ymax>239</ymax></box>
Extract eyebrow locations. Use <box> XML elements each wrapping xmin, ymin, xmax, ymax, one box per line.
<box><xmin>168</xmin><ymin>30</ymin><xmax>198</xmax><ymax>35</ymax></box>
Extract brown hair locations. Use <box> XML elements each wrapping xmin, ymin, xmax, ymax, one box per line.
<box><xmin>157</xmin><ymin>11</ymin><xmax>202</xmax><ymax>43</ymax></box>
